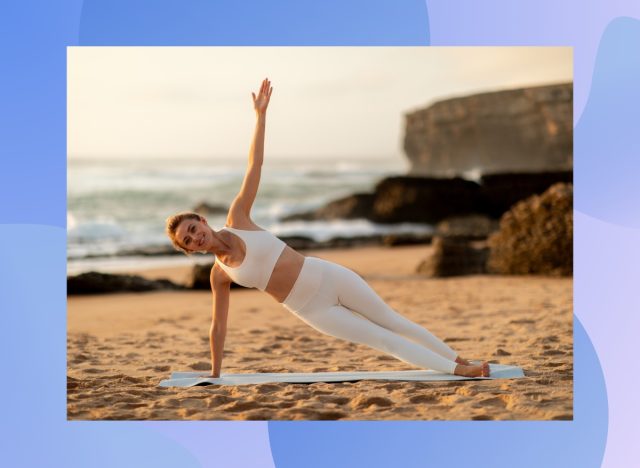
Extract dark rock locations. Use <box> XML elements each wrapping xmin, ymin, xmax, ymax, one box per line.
<box><xmin>281</xmin><ymin>172</ymin><xmax>571</xmax><ymax>227</ymax></box>
<box><xmin>404</xmin><ymin>83</ymin><xmax>573</xmax><ymax>176</ymax></box>
<box><xmin>193</xmin><ymin>202</ymin><xmax>228</xmax><ymax>216</ymax></box>
<box><xmin>67</xmin><ymin>272</ymin><xmax>184</xmax><ymax>295</ymax></box>
<box><xmin>189</xmin><ymin>263</ymin><xmax>213</xmax><ymax>290</ymax></box>
<box><xmin>281</xmin><ymin>235</ymin><xmax>383</xmax><ymax>250</ymax></box>
<box><xmin>435</xmin><ymin>214</ymin><xmax>499</xmax><ymax>240</ymax></box>
<box><xmin>281</xmin><ymin>193</ymin><xmax>374</xmax><ymax>221</ymax></box>
<box><xmin>117</xmin><ymin>245</ymin><xmax>180</xmax><ymax>257</ymax></box>
<box><xmin>371</xmin><ymin>176</ymin><xmax>481</xmax><ymax>223</ymax></box>
<box><xmin>189</xmin><ymin>263</ymin><xmax>246</xmax><ymax>290</ymax></box>
<box><xmin>487</xmin><ymin>183</ymin><xmax>573</xmax><ymax>276</ymax></box>
<box><xmin>382</xmin><ymin>232</ymin><xmax>433</xmax><ymax>246</ymax></box>
<box><xmin>479</xmin><ymin>171</ymin><xmax>573</xmax><ymax>217</ymax></box>
<box><xmin>280</xmin><ymin>236</ymin><xmax>317</xmax><ymax>250</ymax></box>
<box><xmin>417</xmin><ymin>237</ymin><xmax>489</xmax><ymax>277</ymax></box>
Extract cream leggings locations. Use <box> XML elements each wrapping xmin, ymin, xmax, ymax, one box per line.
<box><xmin>282</xmin><ymin>257</ymin><xmax>459</xmax><ymax>374</ymax></box>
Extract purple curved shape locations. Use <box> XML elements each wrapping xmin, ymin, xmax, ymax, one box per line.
<box><xmin>145</xmin><ymin>422</ymin><xmax>275</xmax><ymax>468</ymax></box>
<box><xmin>425</xmin><ymin>1</ymin><xmax>640</xmax><ymax>123</ymax></box>
<box><xmin>574</xmin><ymin>210</ymin><xmax>640</xmax><ymax>468</ymax></box>
<box><xmin>574</xmin><ymin>16</ymin><xmax>640</xmax><ymax>227</ymax></box>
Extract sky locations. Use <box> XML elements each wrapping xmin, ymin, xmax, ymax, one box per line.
<box><xmin>68</xmin><ymin>47</ymin><xmax>572</xmax><ymax>162</ymax></box>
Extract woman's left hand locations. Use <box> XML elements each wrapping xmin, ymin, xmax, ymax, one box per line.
<box><xmin>252</xmin><ymin>78</ymin><xmax>273</xmax><ymax>115</ymax></box>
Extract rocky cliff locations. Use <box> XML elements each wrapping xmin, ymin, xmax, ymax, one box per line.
<box><xmin>404</xmin><ymin>83</ymin><xmax>573</xmax><ymax>176</ymax></box>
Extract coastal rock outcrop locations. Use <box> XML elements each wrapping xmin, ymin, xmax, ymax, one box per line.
<box><xmin>282</xmin><ymin>193</ymin><xmax>374</xmax><ymax>222</ymax></box>
<box><xmin>404</xmin><ymin>83</ymin><xmax>573</xmax><ymax>176</ymax></box>
<box><xmin>189</xmin><ymin>263</ymin><xmax>250</xmax><ymax>290</ymax></box>
<box><xmin>478</xmin><ymin>171</ymin><xmax>572</xmax><ymax>217</ymax></box>
<box><xmin>435</xmin><ymin>214</ymin><xmax>499</xmax><ymax>240</ymax></box>
<box><xmin>370</xmin><ymin>177</ymin><xmax>481</xmax><ymax>224</ymax></box>
<box><xmin>193</xmin><ymin>202</ymin><xmax>228</xmax><ymax>216</ymax></box>
<box><xmin>486</xmin><ymin>182</ymin><xmax>573</xmax><ymax>276</ymax></box>
<box><xmin>417</xmin><ymin>237</ymin><xmax>489</xmax><ymax>277</ymax></box>
<box><xmin>67</xmin><ymin>272</ymin><xmax>184</xmax><ymax>295</ymax></box>
<box><xmin>281</xmin><ymin>172</ymin><xmax>571</xmax><ymax>233</ymax></box>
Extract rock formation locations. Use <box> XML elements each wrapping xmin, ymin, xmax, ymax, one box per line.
<box><xmin>370</xmin><ymin>177</ymin><xmax>481</xmax><ymax>223</ymax></box>
<box><xmin>435</xmin><ymin>214</ymin><xmax>499</xmax><ymax>240</ymax></box>
<box><xmin>486</xmin><ymin>182</ymin><xmax>573</xmax><ymax>276</ymax></box>
<box><xmin>282</xmin><ymin>193</ymin><xmax>374</xmax><ymax>221</ymax></box>
<box><xmin>282</xmin><ymin>172</ymin><xmax>571</xmax><ymax>235</ymax></box>
<box><xmin>417</xmin><ymin>237</ymin><xmax>489</xmax><ymax>277</ymax></box>
<box><xmin>67</xmin><ymin>272</ymin><xmax>184</xmax><ymax>295</ymax></box>
<box><xmin>478</xmin><ymin>171</ymin><xmax>572</xmax><ymax>217</ymax></box>
<box><xmin>404</xmin><ymin>83</ymin><xmax>573</xmax><ymax>176</ymax></box>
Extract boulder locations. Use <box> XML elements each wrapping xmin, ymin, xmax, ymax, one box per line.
<box><xmin>435</xmin><ymin>214</ymin><xmax>499</xmax><ymax>240</ymax></box>
<box><xmin>382</xmin><ymin>232</ymin><xmax>433</xmax><ymax>246</ymax></box>
<box><xmin>281</xmin><ymin>193</ymin><xmax>374</xmax><ymax>221</ymax></box>
<box><xmin>189</xmin><ymin>263</ymin><xmax>246</xmax><ymax>290</ymax></box>
<box><xmin>68</xmin><ymin>272</ymin><xmax>184</xmax><ymax>295</ymax></box>
<box><xmin>117</xmin><ymin>245</ymin><xmax>180</xmax><ymax>257</ymax></box>
<box><xmin>280</xmin><ymin>172</ymin><xmax>571</xmax><ymax>231</ymax></box>
<box><xmin>487</xmin><ymin>183</ymin><xmax>573</xmax><ymax>275</ymax></box>
<box><xmin>478</xmin><ymin>171</ymin><xmax>573</xmax><ymax>217</ymax></box>
<box><xmin>370</xmin><ymin>176</ymin><xmax>481</xmax><ymax>224</ymax></box>
<box><xmin>189</xmin><ymin>263</ymin><xmax>214</xmax><ymax>290</ymax></box>
<box><xmin>193</xmin><ymin>201</ymin><xmax>228</xmax><ymax>216</ymax></box>
<box><xmin>417</xmin><ymin>237</ymin><xmax>489</xmax><ymax>277</ymax></box>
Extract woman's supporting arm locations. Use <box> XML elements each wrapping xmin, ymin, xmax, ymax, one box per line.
<box><xmin>229</xmin><ymin>78</ymin><xmax>273</xmax><ymax>219</ymax></box>
<box><xmin>209</xmin><ymin>269</ymin><xmax>231</xmax><ymax>378</ymax></box>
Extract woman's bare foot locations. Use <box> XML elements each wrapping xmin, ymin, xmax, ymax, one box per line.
<box><xmin>454</xmin><ymin>361</ymin><xmax>490</xmax><ymax>378</ymax></box>
<box><xmin>455</xmin><ymin>356</ymin><xmax>472</xmax><ymax>366</ymax></box>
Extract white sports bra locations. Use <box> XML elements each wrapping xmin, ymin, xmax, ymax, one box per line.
<box><xmin>215</xmin><ymin>226</ymin><xmax>287</xmax><ymax>290</ymax></box>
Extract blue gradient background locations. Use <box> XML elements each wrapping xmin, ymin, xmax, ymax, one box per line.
<box><xmin>1</xmin><ymin>1</ymin><xmax>637</xmax><ymax>466</ymax></box>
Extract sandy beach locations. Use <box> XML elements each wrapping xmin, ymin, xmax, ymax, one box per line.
<box><xmin>67</xmin><ymin>244</ymin><xmax>573</xmax><ymax>420</ymax></box>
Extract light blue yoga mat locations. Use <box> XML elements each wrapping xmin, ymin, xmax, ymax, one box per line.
<box><xmin>159</xmin><ymin>363</ymin><xmax>524</xmax><ymax>387</ymax></box>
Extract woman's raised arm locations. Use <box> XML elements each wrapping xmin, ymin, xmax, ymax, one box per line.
<box><xmin>229</xmin><ymin>78</ymin><xmax>273</xmax><ymax>220</ymax></box>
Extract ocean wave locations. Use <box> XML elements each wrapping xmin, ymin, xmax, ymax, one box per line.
<box><xmin>67</xmin><ymin>157</ymin><xmax>406</xmax><ymax>259</ymax></box>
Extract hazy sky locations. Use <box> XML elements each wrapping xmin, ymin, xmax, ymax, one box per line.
<box><xmin>68</xmin><ymin>47</ymin><xmax>572</xmax><ymax>161</ymax></box>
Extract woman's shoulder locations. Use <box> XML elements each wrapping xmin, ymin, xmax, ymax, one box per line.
<box><xmin>210</xmin><ymin>263</ymin><xmax>232</xmax><ymax>287</ymax></box>
<box><xmin>226</xmin><ymin>200</ymin><xmax>263</xmax><ymax>230</ymax></box>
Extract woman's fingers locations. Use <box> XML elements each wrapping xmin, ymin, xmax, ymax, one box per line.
<box><xmin>253</xmin><ymin>78</ymin><xmax>272</xmax><ymax>107</ymax></box>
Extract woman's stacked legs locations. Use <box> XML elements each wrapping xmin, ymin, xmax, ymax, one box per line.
<box><xmin>283</xmin><ymin>258</ymin><xmax>459</xmax><ymax>375</ymax></box>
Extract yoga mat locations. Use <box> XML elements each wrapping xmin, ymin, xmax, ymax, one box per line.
<box><xmin>158</xmin><ymin>363</ymin><xmax>524</xmax><ymax>387</ymax></box>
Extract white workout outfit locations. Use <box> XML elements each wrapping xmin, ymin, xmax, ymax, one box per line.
<box><xmin>216</xmin><ymin>226</ymin><xmax>459</xmax><ymax>374</ymax></box>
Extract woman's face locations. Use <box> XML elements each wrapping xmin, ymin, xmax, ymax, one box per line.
<box><xmin>174</xmin><ymin>217</ymin><xmax>210</xmax><ymax>252</ymax></box>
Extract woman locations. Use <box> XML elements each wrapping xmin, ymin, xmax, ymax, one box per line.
<box><xmin>165</xmin><ymin>78</ymin><xmax>490</xmax><ymax>379</ymax></box>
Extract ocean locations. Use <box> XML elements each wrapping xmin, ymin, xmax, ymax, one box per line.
<box><xmin>67</xmin><ymin>156</ymin><xmax>434</xmax><ymax>273</ymax></box>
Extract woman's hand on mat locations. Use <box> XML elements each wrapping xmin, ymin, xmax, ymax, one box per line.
<box><xmin>252</xmin><ymin>78</ymin><xmax>273</xmax><ymax>115</ymax></box>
